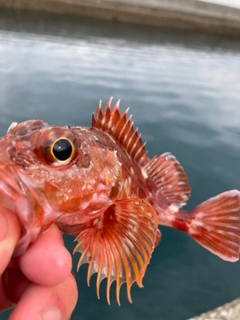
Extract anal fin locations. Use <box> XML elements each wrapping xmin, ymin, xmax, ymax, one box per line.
<box><xmin>144</xmin><ymin>152</ymin><xmax>191</xmax><ymax>206</ymax></box>
<box><xmin>73</xmin><ymin>198</ymin><xmax>159</xmax><ymax>305</ymax></box>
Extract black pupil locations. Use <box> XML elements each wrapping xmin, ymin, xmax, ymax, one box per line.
<box><xmin>53</xmin><ymin>139</ymin><xmax>72</xmax><ymax>161</ymax></box>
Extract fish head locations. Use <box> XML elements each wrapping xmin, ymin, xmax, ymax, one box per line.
<box><xmin>2</xmin><ymin>120</ymin><xmax>122</xmax><ymax>230</ymax></box>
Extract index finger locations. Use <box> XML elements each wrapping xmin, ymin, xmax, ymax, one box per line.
<box><xmin>0</xmin><ymin>208</ymin><xmax>21</xmax><ymax>275</ymax></box>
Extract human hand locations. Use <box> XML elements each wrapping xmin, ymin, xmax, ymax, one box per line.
<box><xmin>0</xmin><ymin>208</ymin><xmax>78</xmax><ymax>320</ymax></box>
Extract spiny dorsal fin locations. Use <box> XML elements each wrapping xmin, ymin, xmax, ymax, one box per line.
<box><xmin>92</xmin><ymin>98</ymin><xmax>147</xmax><ymax>163</ymax></box>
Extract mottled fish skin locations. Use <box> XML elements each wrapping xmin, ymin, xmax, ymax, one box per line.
<box><xmin>0</xmin><ymin>98</ymin><xmax>240</xmax><ymax>305</ymax></box>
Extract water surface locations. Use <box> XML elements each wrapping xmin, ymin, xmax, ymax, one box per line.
<box><xmin>1</xmin><ymin>9</ymin><xmax>240</xmax><ymax>320</ymax></box>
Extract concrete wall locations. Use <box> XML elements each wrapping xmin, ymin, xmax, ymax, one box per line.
<box><xmin>105</xmin><ymin>0</ymin><xmax>240</xmax><ymax>21</ymax></box>
<box><xmin>189</xmin><ymin>298</ymin><xmax>240</xmax><ymax>320</ymax></box>
<box><xmin>0</xmin><ymin>0</ymin><xmax>240</xmax><ymax>36</ymax></box>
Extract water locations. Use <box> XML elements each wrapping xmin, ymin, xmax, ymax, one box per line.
<box><xmin>1</xmin><ymin>8</ymin><xmax>240</xmax><ymax>320</ymax></box>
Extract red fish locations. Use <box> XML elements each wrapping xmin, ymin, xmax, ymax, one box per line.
<box><xmin>1</xmin><ymin>98</ymin><xmax>240</xmax><ymax>305</ymax></box>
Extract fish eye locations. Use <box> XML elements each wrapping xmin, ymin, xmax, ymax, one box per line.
<box><xmin>36</xmin><ymin>128</ymin><xmax>79</xmax><ymax>167</ymax></box>
<box><xmin>51</xmin><ymin>138</ymin><xmax>74</xmax><ymax>162</ymax></box>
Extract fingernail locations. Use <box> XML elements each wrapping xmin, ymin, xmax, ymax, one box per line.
<box><xmin>0</xmin><ymin>212</ymin><xmax>8</xmax><ymax>242</ymax></box>
<box><xmin>40</xmin><ymin>307</ymin><xmax>62</xmax><ymax>320</ymax></box>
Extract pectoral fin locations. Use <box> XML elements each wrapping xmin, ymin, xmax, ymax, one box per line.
<box><xmin>73</xmin><ymin>198</ymin><xmax>159</xmax><ymax>305</ymax></box>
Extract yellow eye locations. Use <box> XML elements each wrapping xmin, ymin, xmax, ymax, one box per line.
<box><xmin>51</xmin><ymin>137</ymin><xmax>74</xmax><ymax>162</ymax></box>
<box><xmin>36</xmin><ymin>128</ymin><xmax>79</xmax><ymax>167</ymax></box>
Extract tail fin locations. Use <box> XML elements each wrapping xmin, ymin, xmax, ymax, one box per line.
<box><xmin>188</xmin><ymin>190</ymin><xmax>240</xmax><ymax>262</ymax></box>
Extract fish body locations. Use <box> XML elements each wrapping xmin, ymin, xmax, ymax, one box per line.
<box><xmin>1</xmin><ymin>98</ymin><xmax>240</xmax><ymax>304</ymax></box>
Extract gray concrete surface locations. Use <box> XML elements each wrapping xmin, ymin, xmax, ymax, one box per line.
<box><xmin>0</xmin><ymin>0</ymin><xmax>240</xmax><ymax>35</ymax></box>
<box><xmin>188</xmin><ymin>298</ymin><xmax>240</xmax><ymax>320</ymax></box>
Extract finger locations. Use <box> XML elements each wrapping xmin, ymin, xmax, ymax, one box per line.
<box><xmin>1</xmin><ymin>267</ymin><xmax>30</xmax><ymax>309</ymax></box>
<box><xmin>0</xmin><ymin>209</ymin><xmax>21</xmax><ymax>275</ymax></box>
<box><xmin>9</xmin><ymin>273</ymin><xmax>78</xmax><ymax>320</ymax></box>
<box><xmin>0</xmin><ymin>276</ymin><xmax>15</xmax><ymax>312</ymax></box>
<box><xmin>18</xmin><ymin>224</ymin><xmax>72</xmax><ymax>286</ymax></box>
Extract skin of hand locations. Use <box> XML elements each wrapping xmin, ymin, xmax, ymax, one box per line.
<box><xmin>0</xmin><ymin>208</ymin><xmax>78</xmax><ymax>320</ymax></box>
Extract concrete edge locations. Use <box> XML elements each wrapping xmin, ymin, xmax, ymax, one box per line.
<box><xmin>188</xmin><ymin>298</ymin><xmax>240</xmax><ymax>320</ymax></box>
<box><xmin>0</xmin><ymin>0</ymin><xmax>240</xmax><ymax>36</ymax></box>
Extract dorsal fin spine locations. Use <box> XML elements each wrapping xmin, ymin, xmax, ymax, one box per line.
<box><xmin>109</xmin><ymin>101</ymin><xmax>120</xmax><ymax>131</ymax></box>
<box><xmin>112</xmin><ymin>105</ymin><xmax>124</xmax><ymax>128</ymax></box>
<box><xmin>131</xmin><ymin>129</ymin><xmax>140</xmax><ymax>154</ymax></box>
<box><xmin>105</xmin><ymin>96</ymin><xmax>112</xmax><ymax>109</ymax></box>
<box><xmin>96</xmin><ymin>101</ymin><xmax>103</xmax><ymax>125</ymax></box>
<box><xmin>127</xmin><ymin>128</ymin><xmax>138</xmax><ymax>154</ymax></box>
<box><xmin>119</xmin><ymin>116</ymin><xmax>132</xmax><ymax>142</ymax></box>
<box><xmin>134</xmin><ymin>142</ymin><xmax>146</xmax><ymax>161</ymax></box>
<box><xmin>130</xmin><ymin>133</ymin><xmax>142</xmax><ymax>160</ymax></box>
<box><xmin>103</xmin><ymin>100</ymin><xmax>112</xmax><ymax>128</ymax></box>
<box><xmin>121</xmin><ymin>118</ymin><xmax>133</xmax><ymax>144</ymax></box>
<box><xmin>113</xmin><ymin>111</ymin><xmax>127</xmax><ymax>137</ymax></box>
<box><xmin>92</xmin><ymin>98</ymin><xmax>147</xmax><ymax>163</ymax></box>
<box><xmin>114</xmin><ymin>118</ymin><xmax>125</xmax><ymax>141</ymax></box>
<box><xmin>108</xmin><ymin>106</ymin><xmax>120</xmax><ymax>134</ymax></box>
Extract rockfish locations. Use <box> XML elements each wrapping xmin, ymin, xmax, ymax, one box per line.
<box><xmin>1</xmin><ymin>98</ymin><xmax>240</xmax><ymax>305</ymax></box>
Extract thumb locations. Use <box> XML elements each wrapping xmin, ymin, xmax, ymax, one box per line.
<box><xmin>0</xmin><ymin>208</ymin><xmax>20</xmax><ymax>275</ymax></box>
